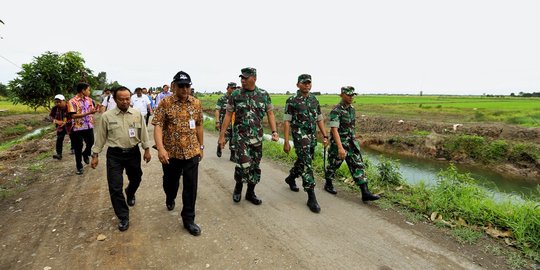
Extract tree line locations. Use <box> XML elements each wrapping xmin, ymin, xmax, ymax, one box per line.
<box><xmin>2</xmin><ymin>51</ymin><xmax>121</xmax><ymax>110</ymax></box>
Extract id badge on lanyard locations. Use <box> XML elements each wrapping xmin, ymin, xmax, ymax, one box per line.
<box><xmin>189</xmin><ymin>111</ymin><xmax>196</xmax><ymax>129</ymax></box>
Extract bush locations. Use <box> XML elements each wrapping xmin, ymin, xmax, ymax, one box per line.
<box><xmin>444</xmin><ymin>135</ymin><xmax>486</xmax><ymax>160</ymax></box>
<box><xmin>485</xmin><ymin>140</ymin><xmax>510</xmax><ymax>162</ymax></box>
<box><xmin>376</xmin><ymin>157</ymin><xmax>403</xmax><ymax>186</ymax></box>
<box><xmin>509</xmin><ymin>143</ymin><xmax>540</xmax><ymax>163</ymax></box>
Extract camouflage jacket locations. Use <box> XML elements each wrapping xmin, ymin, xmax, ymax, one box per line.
<box><xmin>226</xmin><ymin>86</ymin><xmax>273</xmax><ymax>144</ymax></box>
<box><xmin>215</xmin><ymin>94</ymin><xmax>229</xmax><ymax>124</ymax></box>
<box><xmin>283</xmin><ymin>90</ymin><xmax>323</xmax><ymax>141</ymax></box>
<box><xmin>328</xmin><ymin>101</ymin><xmax>359</xmax><ymax>150</ymax></box>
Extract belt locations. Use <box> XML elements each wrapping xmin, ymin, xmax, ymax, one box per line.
<box><xmin>109</xmin><ymin>145</ymin><xmax>138</xmax><ymax>153</ymax></box>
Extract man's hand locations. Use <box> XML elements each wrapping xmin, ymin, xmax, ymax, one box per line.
<box><xmin>271</xmin><ymin>132</ymin><xmax>279</xmax><ymax>142</ymax></box>
<box><xmin>54</xmin><ymin>120</ymin><xmax>65</xmax><ymax>127</ymax></box>
<box><xmin>158</xmin><ymin>148</ymin><xmax>170</xmax><ymax>164</ymax></box>
<box><xmin>338</xmin><ymin>147</ymin><xmax>347</xmax><ymax>160</ymax></box>
<box><xmin>323</xmin><ymin>137</ymin><xmax>329</xmax><ymax>148</ymax></box>
<box><xmin>218</xmin><ymin>136</ymin><xmax>225</xmax><ymax>149</ymax></box>
<box><xmin>91</xmin><ymin>156</ymin><xmax>98</xmax><ymax>169</ymax></box>
<box><xmin>199</xmin><ymin>150</ymin><xmax>204</xmax><ymax>161</ymax></box>
<box><xmin>283</xmin><ymin>141</ymin><xmax>291</xmax><ymax>154</ymax></box>
<box><xmin>215</xmin><ymin>122</ymin><xmax>220</xmax><ymax>131</ymax></box>
<box><xmin>143</xmin><ymin>149</ymin><xmax>151</xmax><ymax>163</ymax></box>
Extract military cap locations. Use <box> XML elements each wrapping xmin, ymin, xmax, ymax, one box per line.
<box><xmin>239</xmin><ymin>67</ymin><xmax>257</xmax><ymax>78</ymax></box>
<box><xmin>341</xmin><ymin>86</ymin><xmax>357</xmax><ymax>95</ymax></box>
<box><xmin>227</xmin><ymin>82</ymin><xmax>237</xmax><ymax>88</ymax></box>
<box><xmin>297</xmin><ymin>74</ymin><xmax>312</xmax><ymax>83</ymax></box>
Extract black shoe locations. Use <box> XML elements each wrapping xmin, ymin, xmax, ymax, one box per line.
<box><xmin>118</xmin><ymin>219</ymin><xmax>129</xmax><ymax>231</ymax></box>
<box><xmin>245</xmin><ymin>183</ymin><xmax>262</xmax><ymax>205</ymax></box>
<box><xmin>126</xmin><ymin>189</ymin><xmax>135</xmax><ymax>206</ymax></box>
<box><xmin>233</xmin><ymin>182</ymin><xmax>243</xmax><ymax>203</ymax></box>
<box><xmin>306</xmin><ymin>189</ymin><xmax>321</xmax><ymax>213</ymax></box>
<box><xmin>217</xmin><ymin>145</ymin><xmax>222</xmax><ymax>157</ymax></box>
<box><xmin>53</xmin><ymin>154</ymin><xmax>62</xmax><ymax>160</ymax></box>
<box><xmin>83</xmin><ymin>155</ymin><xmax>89</xmax><ymax>165</ymax></box>
<box><xmin>166</xmin><ymin>201</ymin><xmax>175</xmax><ymax>211</ymax></box>
<box><xmin>285</xmin><ymin>175</ymin><xmax>300</xmax><ymax>192</ymax></box>
<box><xmin>360</xmin><ymin>183</ymin><xmax>380</xmax><ymax>202</ymax></box>
<box><xmin>324</xmin><ymin>180</ymin><xmax>337</xmax><ymax>195</ymax></box>
<box><xmin>229</xmin><ymin>150</ymin><xmax>236</xmax><ymax>162</ymax></box>
<box><xmin>76</xmin><ymin>168</ymin><xmax>84</xmax><ymax>175</ymax></box>
<box><xmin>184</xmin><ymin>222</ymin><xmax>201</xmax><ymax>236</ymax></box>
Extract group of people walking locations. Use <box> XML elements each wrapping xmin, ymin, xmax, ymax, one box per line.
<box><xmin>216</xmin><ymin>68</ymin><xmax>379</xmax><ymax>216</ymax></box>
<box><xmin>49</xmin><ymin>67</ymin><xmax>379</xmax><ymax>236</ymax></box>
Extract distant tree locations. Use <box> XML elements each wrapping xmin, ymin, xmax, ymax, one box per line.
<box><xmin>285</xmin><ymin>91</ymin><xmax>291</xmax><ymax>95</ymax></box>
<box><xmin>95</xmin><ymin>71</ymin><xmax>107</xmax><ymax>90</ymax></box>
<box><xmin>510</xmin><ymin>93</ymin><xmax>515</xmax><ymax>97</ymax></box>
<box><xmin>8</xmin><ymin>51</ymin><xmax>93</xmax><ymax>110</ymax></box>
<box><xmin>0</xmin><ymin>82</ymin><xmax>8</xmax><ymax>97</ymax></box>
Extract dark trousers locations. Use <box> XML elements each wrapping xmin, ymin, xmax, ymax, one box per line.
<box><xmin>145</xmin><ymin>113</ymin><xmax>150</xmax><ymax>126</ymax></box>
<box><xmin>162</xmin><ymin>156</ymin><xmax>200</xmax><ymax>224</ymax></box>
<box><xmin>106</xmin><ymin>147</ymin><xmax>143</xmax><ymax>220</ymax></box>
<box><xmin>55</xmin><ymin>127</ymin><xmax>67</xmax><ymax>155</ymax></box>
<box><xmin>71</xmin><ymin>129</ymin><xmax>94</xmax><ymax>170</ymax></box>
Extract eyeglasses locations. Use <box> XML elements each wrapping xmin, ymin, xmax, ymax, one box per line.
<box><xmin>176</xmin><ymin>84</ymin><xmax>191</xmax><ymax>89</ymax></box>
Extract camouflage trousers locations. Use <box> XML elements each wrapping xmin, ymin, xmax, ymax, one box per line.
<box><xmin>324</xmin><ymin>142</ymin><xmax>368</xmax><ymax>185</ymax></box>
<box><xmin>289</xmin><ymin>139</ymin><xmax>317</xmax><ymax>191</ymax></box>
<box><xmin>234</xmin><ymin>140</ymin><xmax>262</xmax><ymax>185</ymax></box>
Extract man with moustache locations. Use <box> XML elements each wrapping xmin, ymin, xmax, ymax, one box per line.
<box><xmin>152</xmin><ymin>71</ymin><xmax>204</xmax><ymax>236</ymax></box>
<box><xmin>282</xmin><ymin>74</ymin><xmax>329</xmax><ymax>213</ymax></box>
<box><xmin>218</xmin><ymin>67</ymin><xmax>279</xmax><ymax>205</ymax></box>
<box><xmin>91</xmin><ymin>86</ymin><xmax>152</xmax><ymax>231</ymax></box>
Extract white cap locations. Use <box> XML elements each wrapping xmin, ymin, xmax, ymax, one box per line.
<box><xmin>54</xmin><ymin>94</ymin><xmax>65</xmax><ymax>101</ymax></box>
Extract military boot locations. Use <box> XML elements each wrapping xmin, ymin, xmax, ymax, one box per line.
<box><xmin>284</xmin><ymin>175</ymin><xmax>300</xmax><ymax>192</ymax></box>
<box><xmin>306</xmin><ymin>189</ymin><xmax>321</xmax><ymax>213</ymax></box>
<box><xmin>233</xmin><ymin>182</ymin><xmax>243</xmax><ymax>203</ymax></box>
<box><xmin>245</xmin><ymin>183</ymin><xmax>262</xmax><ymax>205</ymax></box>
<box><xmin>229</xmin><ymin>150</ymin><xmax>236</xmax><ymax>162</ymax></box>
<box><xmin>323</xmin><ymin>179</ymin><xmax>337</xmax><ymax>194</ymax></box>
<box><xmin>360</xmin><ymin>183</ymin><xmax>380</xmax><ymax>201</ymax></box>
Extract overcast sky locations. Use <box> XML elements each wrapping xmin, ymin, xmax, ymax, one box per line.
<box><xmin>1</xmin><ymin>0</ymin><xmax>539</xmax><ymax>95</ymax></box>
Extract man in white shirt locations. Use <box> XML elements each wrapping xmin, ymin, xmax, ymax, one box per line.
<box><xmin>101</xmin><ymin>88</ymin><xmax>117</xmax><ymax>112</ymax></box>
<box><xmin>131</xmin><ymin>87</ymin><xmax>153</xmax><ymax>125</ymax></box>
<box><xmin>155</xmin><ymin>84</ymin><xmax>172</xmax><ymax>108</ymax></box>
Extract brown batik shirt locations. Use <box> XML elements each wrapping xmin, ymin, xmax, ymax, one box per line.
<box><xmin>152</xmin><ymin>95</ymin><xmax>203</xmax><ymax>160</ymax></box>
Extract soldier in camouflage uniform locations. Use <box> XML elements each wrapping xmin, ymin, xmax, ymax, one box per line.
<box><xmin>283</xmin><ymin>74</ymin><xmax>329</xmax><ymax>213</ymax></box>
<box><xmin>324</xmin><ymin>86</ymin><xmax>380</xmax><ymax>202</ymax></box>
<box><xmin>215</xmin><ymin>82</ymin><xmax>237</xmax><ymax>161</ymax></box>
<box><xmin>218</xmin><ymin>67</ymin><xmax>279</xmax><ymax>205</ymax></box>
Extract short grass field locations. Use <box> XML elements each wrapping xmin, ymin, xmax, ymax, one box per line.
<box><xmin>0</xmin><ymin>99</ymin><xmax>49</xmax><ymax>115</ymax></box>
<box><xmin>200</xmin><ymin>94</ymin><xmax>540</xmax><ymax>127</ymax></box>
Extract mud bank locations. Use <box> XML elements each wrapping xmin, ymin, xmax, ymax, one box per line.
<box><xmin>358</xmin><ymin>117</ymin><xmax>540</xmax><ymax>183</ymax></box>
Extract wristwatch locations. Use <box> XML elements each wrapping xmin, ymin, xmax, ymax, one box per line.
<box><xmin>200</xmin><ymin>145</ymin><xmax>205</xmax><ymax>150</ymax></box>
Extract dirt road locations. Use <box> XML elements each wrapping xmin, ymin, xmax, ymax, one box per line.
<box><xmin>0</xmin><ymin>130</ymin><xmax>484</xmax><ymax>270</ymax></box>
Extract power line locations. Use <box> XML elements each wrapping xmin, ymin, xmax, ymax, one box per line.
<box><xmin>0</xmin><ymin>53</ymin><xmax>20</xmax><ymax>69</ymax></box>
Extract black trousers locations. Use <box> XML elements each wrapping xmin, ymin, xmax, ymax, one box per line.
<box><xmin>106</xmin><ymin>146</ymin><xmax>143</xmax><ymax>220</ymax></box>
<box><xmin>71</xmin><ymin>129</ymin><xmax>94</xmax><ymax>170</ymax></box>
<box><xmin>55</xmin><ymin>127</ymin><xmax>67</xmax><ymax>155</ymax></box>
<box><xmin>162</xmin><ymin>156</ymin><xmax>200</xmax><ymax>224</ymax></box>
